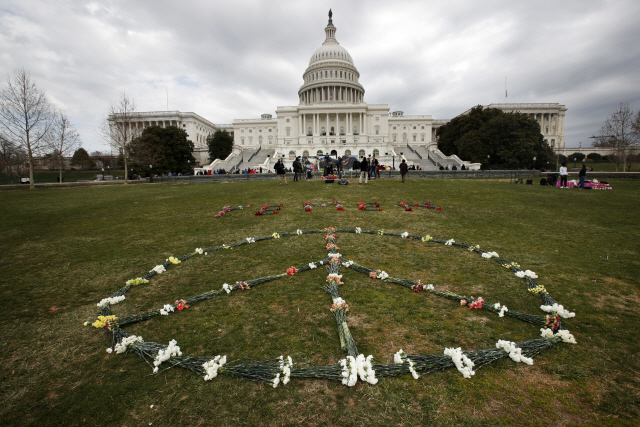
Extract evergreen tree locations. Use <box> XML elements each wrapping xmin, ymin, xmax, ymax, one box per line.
<box><xmin>207</xmin><ymin>130</ymin><xmax>233</xmax><ymax>162</ymax></box>
<box><xmin>129</xmin><ymin>126</ymin><xmax>195</xmax><ymax>176</ymax></box>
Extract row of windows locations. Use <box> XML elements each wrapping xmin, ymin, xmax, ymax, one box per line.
<box><xmin>390</xmin><ymin>134</ymin><xmax>427</xmax><ymax>142</ymax></box>
<box><xmin>391</xmin><ymin>125</ymin><xmax>427</xmax><ymax>130</ymax></box>
<box><xmin>240</xmin><ymin>128</ymin><xmax>272</xmax><ymax>133</ymax></box>
<box><xmin>306</xmin><ymin>70</ymin><xmax>356</xmax><ymax>83</ymax></box>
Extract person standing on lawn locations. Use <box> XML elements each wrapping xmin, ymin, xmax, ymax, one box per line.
<box><xmin>274</xmin><ymin>158</ymin><xmax>288</xmax><ymax>185</ymax></box>
<box><xmin>359</xmin><ymin>156</ymin><xmax>369</xmax><ymax>184</ymax></box>
<box><xmin>559</xmin><ymin>162</ymin><xmax>568</xmax><ymax>188</ymax></box>
<box><xmin>399</xmin><ymin>159</ymin><xmax>408</xmax><ymax>183</ymax></box>
<box><xmin>293</xmin><ymin>157</ymin><xmax>302</xmax><ymax>182</ymax></box>
<box><xmin>371</xmin><ymin>155</ymin><xmax>380</xmax><ymax>179</ymax></box>
<box><xmin>579</xmin><ymin>164</ymin><xmax>587</xmax><ymax>189</ymax></box>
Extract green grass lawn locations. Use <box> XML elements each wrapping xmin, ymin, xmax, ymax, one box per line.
<box><xmin>0</xmin><ymin>177</ymin><xmax>638</xmax><ymax>426</ymax></box>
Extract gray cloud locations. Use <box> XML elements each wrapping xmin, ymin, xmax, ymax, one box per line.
<box><xmin>1</xmin><ymin>0</ymin><xmax>638</xmax><ymax>152</ymax></box>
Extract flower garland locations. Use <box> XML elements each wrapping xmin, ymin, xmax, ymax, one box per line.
<box><xmin>397</xmin><ymin>201</ymin><xmax>442</xmax><ymax>211</ymax></box>
<box><xmin>215</xmin><ymin>204</ymin><xmax>252</xmax><ymax>218</ymax></box>
<box><xmin>304</xmin><ymin>201</ymin><xmax>345</xmax><ymax>211</ymax></box>
<box><xmin>91</xmin><ymin>226</ymin><xmax>577</xmax><ymax>386</ymax></box>
<box><xmin>357</xmin><ymin>201</ymin><xmax>381</xmax><ymax>211</ymax></box>
<box><xmin>255</xmin><ymin>203</ymin><xmax>282</xmax><ymax>216</ymax></box>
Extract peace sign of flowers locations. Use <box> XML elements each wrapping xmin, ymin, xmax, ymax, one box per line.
<box><xmin>88</xmin><ymin>226</ymin><xmax>576</xmax><ymax>388</ymax></box>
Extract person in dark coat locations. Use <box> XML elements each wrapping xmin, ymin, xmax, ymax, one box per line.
<box><xmin>359</xmin><ymin>156</ymin><xmax>369</xmax><ymax>184</ymax></box>
<box><xmin>293</xmin><ymin>157</ymin><xmax>302</xmax><ymax>181</ymax></box>
<box><xmin>399</xmin><ymin>159</ymin><xmax>408</xmax><ymax>183</ymax></box>
<box><xmin>274</xmin><ymin>159</ymin><xmax>287</xmax><ymax>185</ymax></box>
<box><xmin>579</xmin><ymin>164</ymin><xmax>587</xmax><ymax>189</ymax></box>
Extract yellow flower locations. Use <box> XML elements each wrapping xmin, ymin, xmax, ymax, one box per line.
<box><xmin>272</xmin><ymin>232</ymin><xmax>281</xmax><ymax>239</ymax></box>
<box><xmin>377</xmin><ymin>230</ymin><xmax>384</xmax><ymax>235</ymax></box>
<box><xmin>126</xmin><ymin>278</ymin><xmax>149</xmax><ymax>286</ymax></box>
<box><xmin>167</xmin><ymin>257</ymin><xmax>181</xmax><ymax>265</ymax></box>
<box><xmin>421</xmin><ymin>235</ymin><xmax>432</xmax><ymax>242</ymax></box>
<box><xmin>91</xmin><ymin>315</ymin><xmax>118</xmax><ymax>329</ymax></box>
<box><xmin>222</xmin><ymin>244</ymin><xmax>231</xmax><ymax>249</ymax></box>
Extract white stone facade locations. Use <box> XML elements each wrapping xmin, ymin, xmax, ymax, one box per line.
<box><xmin>108</xmin><ymin>110</ymin><xmax>232</xmax><ymax>166</ymax></box>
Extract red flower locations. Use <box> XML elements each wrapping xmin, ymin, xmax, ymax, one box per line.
<box><xmin>336</xmin><ymin>206</ymin><xmax>344</xmax><ymax>210</ymax></box>
<box><xmin>255</xmin><ymin>211</ymin><xmax>263</xmax><ymax>216</ymax></box>
<box><xmin>175</xmin><ymin>299</ymin><xmax>189</xmax><ymax>311</ymax></box>
<box><xmin>436</xmin><ymin>207</ymin><xmax>442</xmax><ymax>211</ymax></box>
<box><xmin>305</xmin><ymin>207</ymin><xmax>312</xmax><ymax>212</ymax></box>
<box><xmin>286</xmin><ymin>266</ymin><xmax>299</xmax><ymax>276</ymax></box>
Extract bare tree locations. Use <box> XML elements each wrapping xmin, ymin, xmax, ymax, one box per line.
<box><xmin>0</xmin><ymin>136</ymin><xmax>28</xmax><ymax>184</ymax></box>
<box><xmin>0</xmin><ymin>69</ymin><xmax>54</xmax><ymax>188</ymax></box>
<box><xmin>595</xmin><ymin>103</ymin><xmax>639</xmax><ymax>172</ymax></box>
<box><xmin>99</xmin><ymin>92</ymin><xmax>141</xmax><ymax>183</ymax></box>
<box><xmin>46</xmin><ymin>111</ymin><xmax>81</xmax><ymax>183</ymax></box>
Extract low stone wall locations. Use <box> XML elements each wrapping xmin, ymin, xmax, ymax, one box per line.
<box><xmin>153</xmin><ymin>169</ymin><xmax>539</xmax><ymax>183</ymax></box>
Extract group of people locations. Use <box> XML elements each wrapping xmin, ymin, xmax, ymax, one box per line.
<box><xmin>558</xmin><ymin>162</ymin><xmax>588</xmax><ymax>189</ymax></box>
<box><xmin>439</xmin><ymin>164</ymin><xmax>466</xmax><ymax>171</ymax></box>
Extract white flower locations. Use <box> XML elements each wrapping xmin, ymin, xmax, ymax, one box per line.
<box><xmin>499</xmin><ymin>306</ymin><xmax>508</xmax><ymax>317</ymax></box>
<box><xmin>160</xmin><ymin>304</ymin><xmax>175</xmax><ymax>316</ymax></box>
<box><xmin>222</xmin><ymin>283</ymin><xmax>231</xmax><ymax>294</ymax></box>
<box><xmin>151</xmin><ymin>265</ymin><xmax>166</xmax><ymax>275</ymax></box>
<box><xmin>355</xmin><ymin>227</ymin><xmax>362</xmax><ymax>234</ymax></box>
<box><xmin>114</xmin><ymin>335</ymin><xmax>144</xmax><ymax>354</ymax></box>
<box><xmin>445</xmin><ymin>239</ymin><xmax>455</xmax><ymax>246</ymax></box>
<box><xmin>408</xmin><ymin>358</ymin><xmax>419</xmax><ymax>379</ymax></box>
<box><xmin>401</xmin><ymin>232</ymin><xmax>409</xmax><ymax>238</ymax></box>
<box><xmin>482</xmin><ymin>251</ymin><xmax>499</xmax><ymax>259</ymax></box>
<box><xmin>377</xmin><ymin>271</ymin><xmax>389</xmax><ymax>280</ymax></box>
<box><xmin>97</xmin><ymin>295</ymin><xmax>126</xmax><ymax>307</ymax></box>
<box><xmin>340</xmin><ymin>356</ymin><xmax>358</xmax><ymax>386</ymax></box>
<box><xmin>394</xmin><ymin>349</ymin><xmax>406</xmax><ymax>364</ymax></box>
<box><xmin>297</xmin><ymin>229</ymin><xmax>303</xmax><ymax>235</ymax></box>
<box><xmin>555</xmin><ymin>329</ymin><xmax>577</xmax><ymax>344</ymax></box>
<box><xmin>540</xmin><ymin>303</ymin><xmax>575</xmax><ymax>319</ymax></box>
<box><xmin>246</xmin><ymin>237</ymin><xmax>255</xmax><ymax>244</ymax></box>
<box><xmin>195</xmin><ymin>248</ymin><xmax>204</xmax><ymax>254</ymax></box>
<box><xmin>328</xmin><ymin>252</ymin><xmax>341</xmax><ymax>258</ymax></box>
<box><xmin>278</xmin><ymin>355</ymin><xmax>294</xmax><ymax>386</ymax></box>
<box><xmin>540</xmin><ymin>328</ymin><xmax>554</xmax><ymax>338</ymax></box>
<box><xmin>152</xmin><ymin>339</ymin><xmax>182</xmax><ymax>372</ymax></box>
<box><xmin>332</xmin><ymin>297</ymin><xmax>345</xmax><ymax>304</ymax></box>
<box><xmin>327</xmin><ymin>273</ymin><xmax>342</xmax><ymax>280</ymax></box>
<box><xmin>203</xmin><ymin>355</ymin><xmax>227</xmax><ymax>381</ymax></box>
<box><xmin>308</xmin><ymin>262</ymin><xmax>317</xmax><ymax>269</ymax></box>
<box><xmin>524</xmin><ymin>270</ymin><xmax>538</xmax><ymax>279</ymax></box>
<box><xmin>106</xmin><ymin>348</ymin><xmax>113</xmax><ymax>354</ymax></box>
<box><xmin>342</xmin><ymin>260</ymin><xmax>353</xmax><ymax>268</ymax></box>
<box><xmin>494</xmin><ymin>303</ymin><xmax>501</xmax><ymax>309</ymax></box>
<box><xmin>496</xmin><ymin>340</ymin><xmax>534</xmax><ymax>365</ymax></box>
<box><xmin>426</xmin><ymin>284</ymin><xmax>434</xmax><ymax>290</ymax></box>
<box><xmin>444</xmin><ymin>347</ymin><xmax>475</xmax><ymax>379</ymax></box>
<box><xmin>515</xmin><ymin>271</ymin><xmax>526</xmax><ymax>278</ymax></box>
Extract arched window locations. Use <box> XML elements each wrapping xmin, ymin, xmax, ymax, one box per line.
<box><xmin>330</xmin><ymin>126</ymin><xmax>335</xmax><ymax>135</ymax></box>
<box><xmin>375</xmin><ymin>126</ymin><xmax>380</xmax><ymax>135</ymax></box>
<box><xmin>421</xmin><ymin>134</ymin><xmax>425</xmax><ymax>142</ymax></box>
<box><xmin>269</xmin><ymin>137</ymin><xmax>273</xmax><ymax>144</ymax></box>
<box><xmin>289</xmin><ymin>151</ymin><xmax>296</xmax><ymax>160</ymax></box>
<box><xmin>393</xmin><ymin>134</ymin><xmax>397</xmax><ymax>142</ymax></box>
<box><xmin>259</xmin><ymin>136</ymin><xmax>263</xmax><ymax>144</ymax></box>
<box><xmin>303</xmin><ymin>150</ymin><xmax>309</xmax><ymax>157</ymax></box>
<box><xmin>340</xmin><ymin>126</ymin><xmax>344</xmax><ymax>135</ymax></box>
<box><xmin>286</xmin><ymin>127</ymin><xmax>291</xmax><ymax>137</ymax></box>
<box><xmin>317</xmin><ymin>150</ymin><xmax>324</xmax><ymax>156</ymax></box>
<box><xmin>359</xmin><ymin>149</ymin><xmax>366</xmax><ymax>157</ymax></box>
<box><xmin>241</xmin><ymin>138</ymin><xmax>245</xmax><ymax>145</ymax></box>
<box><xmin>344</xmin><ymin>149</ymin><xmax>351</xmax><ymax>156</ymax></box>
<box><xmin>403</xmin><ymin>133</ymin><xmax>407</xmax><ymax>142</ymax></box>
<box><xmin>321</xmin><ymin>126</ymin><xmax>326</xmax><ymax>135</ymax></box>
<box><xmin>413</xmin><ymin>134</ymin><xmax>417</xmax><ymax>142</ymax></box>
<box><xmin>353</xmin><ymin>126</ymin><xmax>358</xmax><ymax>134</ymax></box>
<box><xmin>308</xmin><ymin>127</ymin><xmax>312</xmax><ymax>135</ymax></box>
<box><xmin>373</xmin><ymin>149</ymin><xmax>379</xmax><ymax>157</ymax></box>
<box><xmin>551</xmin><ymin>139</ymin><xmax>555</xmax><ymax>147</ymax></box>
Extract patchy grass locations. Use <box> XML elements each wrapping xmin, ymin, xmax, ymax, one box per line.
<box><xmin>0</xmin><ymin>177</ymin><xmax>639</xmax><ymax>426</ymax></box>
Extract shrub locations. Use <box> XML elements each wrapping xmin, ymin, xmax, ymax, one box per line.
<box><xmin>587</xmin><ymin>153</ymin><xmax>603</xmax><ymax>162</ymax></box>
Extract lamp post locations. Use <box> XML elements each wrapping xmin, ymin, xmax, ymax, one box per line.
<box><xmin>149</xmin><ymin>164</ymin><xmax>153</xmax><ymax>182</ymax></box>
<box><xmin>532</xmin><ymin>156</ymin><xmax>536</xmax><ymax>170</ymax></box>
<box><xmin>107</xmin><ymin>165</ymin><xmax>110</xmax><ymax>179</ymax></box>
<box><xmin>574</xmin><ymin>157</ymin><xmax>577</xmax><ymax>168</ymax></box>
<box><xmin>487</xmin><ymin>154</ymin><xmax>490</xmax><ymax>170</ymax></box>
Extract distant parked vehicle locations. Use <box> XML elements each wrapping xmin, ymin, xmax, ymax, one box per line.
<box><xmin>20</xmin><ymin>177</ymin><xmax>30</xmax><ymax>184</ymax></box>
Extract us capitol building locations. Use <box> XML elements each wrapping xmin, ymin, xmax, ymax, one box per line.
<box><xmin>117</xmin><ymin>11</ymin><xmax>566</xmax><ymax>171</ymax></box>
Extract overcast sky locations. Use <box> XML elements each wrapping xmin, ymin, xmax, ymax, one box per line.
<box><xmin>2</xmin><ymin>0</ymin><xmax>639</xmax><ymax>153</ymax></box>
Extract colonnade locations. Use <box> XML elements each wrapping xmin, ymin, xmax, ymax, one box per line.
<box><xmin>297</xmin><ymin>111</ymin><xmax>367</xmax><ymax>137</ymax></box>
<box><xmin>525</xmin><ymin>113</ymin><xmax>564</xmax><ymax>136</ymax></box>
<box><xmin>299</xmin><ymin>85</ymin><xmax>363</xmax><ymax>105</ymax></box>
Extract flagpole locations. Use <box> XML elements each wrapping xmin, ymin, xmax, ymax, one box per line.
<box><xmin>505</xmin><ymin>76</ymin><xmax>507</xmax><ymax>99</ymax></box>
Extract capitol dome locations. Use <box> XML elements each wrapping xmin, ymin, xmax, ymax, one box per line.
<box><xmin>298</xmin><ymin>13</ymin><xmax>365</xmax><ymax>105</ymax></box>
